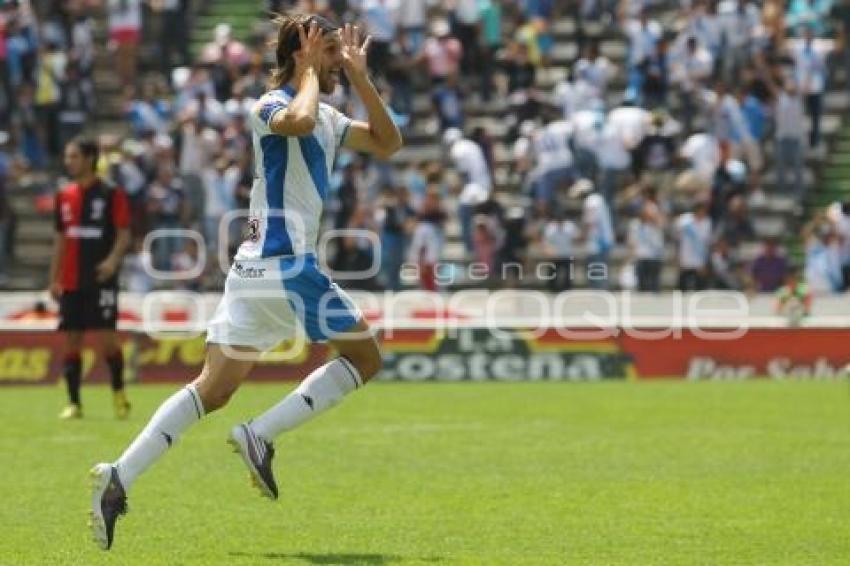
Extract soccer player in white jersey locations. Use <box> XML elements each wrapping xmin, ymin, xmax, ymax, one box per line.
<box><xmin>88</xmin><ymin>14</ymin><xmax>402</xmax><ymax>550</ymax></box>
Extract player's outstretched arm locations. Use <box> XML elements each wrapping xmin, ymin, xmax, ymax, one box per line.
<box><xmin>269</xmin><ymin>22</ymin><xmax>323</xmax><ymax>137</ymax></box>
<box><xmin>340</xmin><ymin>24</ymin><xmax>403</xmax><ymax>159</ymax></box>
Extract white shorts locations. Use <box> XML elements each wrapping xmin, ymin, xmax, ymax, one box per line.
<box><xmin>207</xmin><ymin>254</ymin><xmax>362</xmax><ymax>352</ymax></box>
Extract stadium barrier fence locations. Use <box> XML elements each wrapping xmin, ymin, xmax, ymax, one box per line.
<box><xmin>0</xmin><ymin>291</ymin><xmax>848</xmax><ymax>384</ymax></box>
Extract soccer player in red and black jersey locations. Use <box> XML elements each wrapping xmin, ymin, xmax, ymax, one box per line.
<box><xmin>49</xmin><ymin>138</ymin><xmax>132</xmax><ymax>420</ymax></box>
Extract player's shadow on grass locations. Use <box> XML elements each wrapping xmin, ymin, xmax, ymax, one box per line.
<box><xmin>229</xmin><ymin>551</ymin><xmax>443</xmax><ymax>564</ymax></box>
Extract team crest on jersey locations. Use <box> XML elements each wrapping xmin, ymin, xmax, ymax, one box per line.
<box><xmin>90</xmin><ymin>198</ymin><xmax>105</xmax><ymax>220</ymax></box>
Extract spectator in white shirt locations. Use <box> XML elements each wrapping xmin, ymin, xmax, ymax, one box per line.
<box><xmin>122</xmin><ymin>239</ymin><xmax>155</xmax><ymax>293</ymax></box>
<box><xmin>68</xmin><ymin>5</ymin><xmax>96</xmax><ymax>76</ymax></box>
<box><xmin>624</xmin><ymin>10</ymin><xmax>662</xmax><ymax>68</ymax></box>
<box><xmin>683</xmin><ymin>1</ymin><xmax>723</xmax><ymax>63</ymax></box>
<box><xmin>607</xmin><ymin>104</ymin><xmax>652</xmax><ymax>149</ymax></box>
<box><xmin>553</xmin><ymin>76</ymin><xmax>601</xmax><ymax>119</ymax></box>
<box><xmin>595</xmin><ymin>120</ymin><xmax>631</xmax><ymax>221</ymax></box>
<box><xmin>541</xmin><ymin>208</ymin><xmax>578</xmax><ymax>292</ymax></box>
<box><xmin>200</xmin><ymin>156</ymin><xmax>239</xmax><ymax>257</ymax></box>
<box><xmin>530</xmin><ymin>120</ymin><xmax>576</xmax><ymax>206</ymax></box>
<box><xmin>597</xmin><ymin>105</ymin><xmax>649</xmax><ymax>218</ymax></box>
<box><xmin>115</xmin><ymin>143</ymin><xmax>146</xmax><ymax>198</ymax></box>
<box><xmin>680</xmin><ymin>130</ymin><xmax>721</xmax><ymax>187</ymax></box>
<box><xmin>182</xmin><ymin>89</ymin><xmax>228</xmax><ymax>129</ymax></box>
<box><xmin>574</xmin><ymin>41</ymin><xmax>615</xmax><ymax>98</ymax></box>
<box><xmin>714</xmin><ymin>80</ymin><xmax>763</xmax><ymax>173</ymax></box>
<box><xmin>675</xmin><ymin>201</ymin><xmax>713</xmax><ymax>291</ymax></box>
<box><xmin>804</xmin><ymin>214</ymin><xmax>844</xmax><ymax>294</ymax></box>
<box><xmin>670</xmin><ymin>36</ymin><xmax>713</xmax><ymax>134</ymax></box>
<box><xmin>628</xmin><ymin>197</ymin><xmax>666</xmax><ymax>292</ymax></box>
<box><xmin>570</xmin><ymin>106</ymin><xmax>605</xmax><ymax>180</ymax></box>
<box><xmin>793</xmin><ymin>27</ymin><xmax>831</xmax><ymax>148</ymax></box>
<box><xmin>827</xmin><ymin>201</ymin><xmax>850</xmax><ymax>290</ymax></box>
<box><xmin>705</xmin><ymin>81</ymin><xmax>753</xmax><ymax>153</ymax></box>
<box><xmin>774</xmin><ymin>78</ymin><xmax>807</xmax><ymax>201</ymax></box>
<box><xmin>444</xmin><ymin>128</ymin><xmax>493</xmax><ymax>192</ymax></box>
<box><xmin>581</xmin><ymin>190</ymin><xmax>615</xmax><ymax>289</ymax></box>
<box><xmin>717</xmin><ymin>0</ymin><xmax>760</xmax><ymax>80</ymax></box>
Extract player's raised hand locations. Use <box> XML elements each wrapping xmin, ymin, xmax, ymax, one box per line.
<box><xmin>294</xmin><ymin>21</ymin><xmax>324</xmax><ymax>74</ymax></box>
<box><xmin>341</xmin><ymin>23</ymin><xmax>371</xmax><ymax>79</ymax></box>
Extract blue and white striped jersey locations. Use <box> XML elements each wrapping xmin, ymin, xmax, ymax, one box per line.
<box><xmin>236</xmin><ymin>85</ymin><xmax>352</xmax><ymax>260</ymax></box>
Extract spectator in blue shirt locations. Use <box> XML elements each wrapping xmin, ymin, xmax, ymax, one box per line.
<box><xmin>737</xmin><ymin>85</ymin><xmax>767</xmax><ymax>142</ymax></box>
<box><xmin>126</xmin><ymin>83</ymin><xmax>172</xmax><ymax>137</ymax></box>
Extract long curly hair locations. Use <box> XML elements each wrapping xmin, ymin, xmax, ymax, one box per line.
<box><xmin>269</xmin><ymin>13</ymin><xmax>340</xmax><ymax>89</ymax></box>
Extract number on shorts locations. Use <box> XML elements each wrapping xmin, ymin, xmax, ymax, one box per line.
<box><xmin>99</xmin><ymin>290</ymin><xmax>116</xmax><ymax>308</ymax></box>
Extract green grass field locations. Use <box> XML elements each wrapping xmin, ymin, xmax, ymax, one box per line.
<box><xmin>2</xmin><ymin>380</ymin><xmax>850</xmax><ymax>565</ymax></box>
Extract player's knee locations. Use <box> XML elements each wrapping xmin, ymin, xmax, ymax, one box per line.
<box><xmin>193</xmin><ymin>380</ymin><xmax>237</xmax><ymax>413</ymax></box>
<box><xmin>345</xmin><ymin>338</ymin><xmax>382</xmax><ymax>382</ymax></box>
<box><xmin>200</xmin><ymin>388</ymin><xmax>235</xmax><ymax>413</ymax></box>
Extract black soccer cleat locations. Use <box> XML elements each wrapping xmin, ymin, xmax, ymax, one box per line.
<box><xmin>88</xmin><ymin>463</ymin><xmax>128</xmax><ymax>550</ymax></box>
<box><xmin>228</xmin><ymin>423</ymin><xmax>279</xmax><ymax>500</ymax></box>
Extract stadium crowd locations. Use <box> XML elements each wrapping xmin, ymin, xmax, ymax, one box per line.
<box><xmin>1</xmin><ymin>0</ymin><xmax>850</xmax><ymax>296</ymax></box>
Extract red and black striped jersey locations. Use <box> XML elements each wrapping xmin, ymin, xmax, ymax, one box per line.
<box><xmin>54</xmin><ymin>180</ymin><xmax>130</xmax><ymax>291</ymax></box>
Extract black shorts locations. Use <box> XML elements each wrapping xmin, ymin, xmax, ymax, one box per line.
<box><xmin>58</xmin><ymin>288</ymin><xmax>119</xmax><ymax>331</ymax></box>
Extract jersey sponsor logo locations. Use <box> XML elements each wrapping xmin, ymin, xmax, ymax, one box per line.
<box><xmin>233</xmin><ymin>262</ymin><xmax>267</xmax><ymax>279</ymax></box>
<box><xmin>66</xmin><ymin>226</ymin><xmax>104</xmax><ymax>239</ymax></box>
<box><xmin>99</xmin><ymin>290</ymin><xmax>117</xmax><ymax>307</ymax></box>
<box><xmin>90</xmin><ymin>198</ymin><xmax>105</xmax><ymax>220</ymax></box>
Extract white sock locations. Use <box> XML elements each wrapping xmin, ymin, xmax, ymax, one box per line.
<box><xmin>250</xmin><ymin>357</ymin><xmax>362</xmax><ymax>442</ymax></box>
<box><xmin>115</xmin><ymin>385</ymin><xmax>205</xmax><ymax>490</ymax></box>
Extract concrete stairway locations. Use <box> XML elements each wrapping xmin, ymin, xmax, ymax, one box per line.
<box><xmin>5</xmin><ymin>3</ymin><xmax>847</xmax><ymax>290</ymax></box>
<box><xmin>4</xmin><ymin>2</ymin><xmax>205</xmax><ymax>290</ymax></box>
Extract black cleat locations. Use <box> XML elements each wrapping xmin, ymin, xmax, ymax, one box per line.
<box><xmin>228</xmin><ymin>423</ymin><xmax>278</xmax><ymax>500</ymax></box>
<box><xmin>88</xmin><ymin>463</ymin><xmax>128</xmax><ymax>550</ymax></box>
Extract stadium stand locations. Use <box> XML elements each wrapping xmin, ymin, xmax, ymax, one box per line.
<box><xmin>1</xmin><ymin>0</ymin><xmax>849</xmax><ymax>293</ymax></box>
